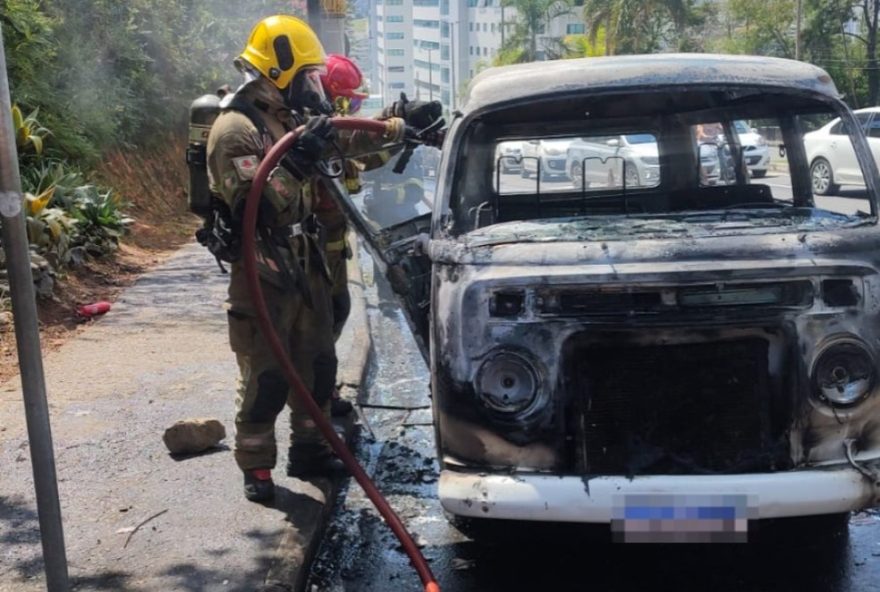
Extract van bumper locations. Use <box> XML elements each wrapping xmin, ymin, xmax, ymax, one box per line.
<box><xmin>439</xmin><ymin>462</ymin><xmax>880</xmax><ymax>522</ymax></box>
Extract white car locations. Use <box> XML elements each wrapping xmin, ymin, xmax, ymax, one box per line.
<box><xmin>521</xmin><ymin>139</ymin><xmax>572</xmax><ymax>180</ymax></box>
<box><xmin>804</xmin><ymin>107</ymin><xmax>880</xmax><ymax>195</ymax></box>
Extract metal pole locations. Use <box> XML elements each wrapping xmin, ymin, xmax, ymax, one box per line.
<box><xmin>0</xmin><ymin>25</ymin><xmax>70</xmax><ymax>591</ymax></box>
<box><xmin>428</xmin><ymin>49</ymin><xmax>434</xmax><ymax>102</ymax></box>
<box><xmin>450</xmin><ymin>21</ymin><xmax>457</xmax><ymax>110</ymax></box>
<box><xmin>501</xmin><ymin>5</ymin><xmax>505</xmax><ymax>47</ymax></box>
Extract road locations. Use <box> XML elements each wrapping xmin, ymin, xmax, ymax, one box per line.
<box><xmin>307</xmin><ymin>247</ymin><xmax>880</xmax><ymax>592</ymax></box>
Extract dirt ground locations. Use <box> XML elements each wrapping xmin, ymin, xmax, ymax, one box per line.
<box><xmin>0</xmin><ymin>215</ymin><xmax>198</xmax><ymax>384</ymax></box>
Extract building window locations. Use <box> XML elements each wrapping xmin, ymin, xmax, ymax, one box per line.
<box><xmin>388</xmin><ymin>48</ymin><xmax>405</xmax><ymax>56</ymax></box>
<box><xmin>413</xmin><ymin>0</ymin><xmax>439</xmax><ymax>5</ymax></box>
<box><xmin>441</xmin><ymin>21</ymin><xmax>450</xmax><ymax>38</ymax></box>
<box><xmin>414</xmin><ymin>59</ymin><xmax>441</xmax><ymax>71</ymax></box>
<box><xmin>483</xmin><ymin>47</ymin><xmax>488</xmax><ymax>56</ymax></box>
<box><xmin>390</xmin><ymin>82</ymin><xmax>406</xmax><ymax>89</ymax></box>
<box><xmin>388</xmin><ymin>66</ymin><xmax>405</xmax><ymax>73</ymax></box>
<box><xmin>414</xmin><ymin>19</ymin><xmax>440</xmax><ymax>29</ymax></box>
<box><xmin>469</xmin><ymin>46</ymin><xmax>473</xmax><ymax>55</ymax></box>
<box><xmin>442</xmin><ymin>90</ymin><xmax>451</xmax><ymax>104</ymax></box>
<box><xmin>441</xmin><ymin>44</ymin><xmax>450</xmax><ymax>59</ymax></box>
<box><xmin>387</xmin><ymin>0</ymin><xmax>404</xmax><ymax>4</ymax></box>
<box><xmin>387</xmin><ymin>15</ymin><xmax>404</xmax><ymax>23</ymax></box>
<box><xmin>387</xmin><ymin>31</ymin><xmax>405</xmax><ymax>39</ymax></box>
<box><xmin>566</xmin><ymin>23</ymin><xmax>586</xmax><ymax>35</ymax></box>
<box><xmin>442</xmin><ymin>68</ymin><xmax>450</xmax><ymax>83</ymax></box>
<box><xmin>469</xmin><ymin>69</ymin><xmax>473</xmax><ymax>78</ymax></box>
<box><xmin>469</xmin><ymin>23</ymin><xmax>473</xmax><ymax>31</ymax></box>
<box><xmin>468</xmin><ymin>0</ymin><xmax>477</xmax><ymax>6</ymax></box>
<box><xmin>491</xmin><ymin>23</ymin><xmax>495</xmax><ymax>33</ymax></box>
<box><xmin>482</xmin><ymin>23</ymin><xmax>487</xmax><ymax>32</ymax></box>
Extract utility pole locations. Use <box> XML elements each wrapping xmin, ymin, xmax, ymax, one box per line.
<box><xmin>450</xmin><ymin>21</ymin><xmax>457</xmax><ymax>111</ymax></box>
<box><xmin>0</xmin><ymin>25</ymin><xmax>69</xmax><ymax>592</ymax></box>
<box><xmin>795</xmin><ymin>0</ymin><xmax>803</xmax><ymax>60</ymax></box>
<box><xmin>428</xmin><ymin>48</ymin><xmax>434</xmax><ymax>102</ymax></box>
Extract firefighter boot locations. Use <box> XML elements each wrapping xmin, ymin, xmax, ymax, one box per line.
<box><xmin>286</xmin><ymin>443</ymin><xmax>346</xmax><ymax>478</ymax></box>
<box><xmin>243</xmin><ymin>468</ymin><xmax>275</xmax><ymax>502</ymax></box>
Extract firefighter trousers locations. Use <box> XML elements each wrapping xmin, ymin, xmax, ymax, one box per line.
<box><xmin>227</xmin><ymin>266</ymin><xmax>336</xmax><ymax>471</ymax></box>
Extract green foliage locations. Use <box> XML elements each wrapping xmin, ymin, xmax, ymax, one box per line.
<box><xmin>581</xmin><ymin>0</ymin><xmax>695</xmax><ymax>54</ymax></box>
<box><xmin>2</xmin><ymin>0</ymin><xmax>292</xmax><ymax>165</ymax></box>
<box><xmin>497</xmin><ymin>0</ymin><xmax>573</xmax><ymax>64</ymax></box>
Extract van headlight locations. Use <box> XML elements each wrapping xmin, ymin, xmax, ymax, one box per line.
<box><xmin>476</xmin><ymin>351</ymin><xmax>540</xmax><ymax>414</ymax></box>
<box><xmin>812</xmin><ymin>339</ymin><xmax>876</xmax><ymax>407</ymax></box>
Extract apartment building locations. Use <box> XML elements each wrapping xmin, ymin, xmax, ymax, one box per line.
<box><xmin>375</xmin><ymin>0</ymin><xmax>415</xmax><ymax>103</ymax></box>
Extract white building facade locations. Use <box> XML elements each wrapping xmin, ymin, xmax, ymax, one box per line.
<box><xmin>371</xmin><ymin>0</ymin><xmax>584</xmax><ymax>111</ymax></box>
<box><xmin>375</xmin><ymin>0</ymin><xmax>415</xmax><ymax>103</ymax></box>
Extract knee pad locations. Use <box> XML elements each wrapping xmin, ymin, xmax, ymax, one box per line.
<box><xmin>250</xmin><ymin>369</ymin><xmax>289</xmax><ymax>422</ymax></box>
<box><xmin>312</xmin><ymin>353</ymin><xmax>338</xmax><ymax>407</ymax></box>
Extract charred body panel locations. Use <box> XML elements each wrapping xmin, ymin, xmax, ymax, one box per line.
<box><xmin>430</xmin><ymin>226</ymin><xmax>880</xmax><ymax>518</ymax></box>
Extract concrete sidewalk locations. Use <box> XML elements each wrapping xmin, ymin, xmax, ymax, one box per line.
<box><xmin>0</xmin><ymin>239</ymin><xmax>370</xmax><ymax>592</ymax></box>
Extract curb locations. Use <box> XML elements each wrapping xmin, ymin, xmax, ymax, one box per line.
<box><xmin>260</xmin><ymin>230</ymin><xmax>373</xmax><ymax>592</ymax></box>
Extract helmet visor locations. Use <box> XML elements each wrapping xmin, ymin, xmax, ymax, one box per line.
<box><xmin>290</xmin><ymin>67</ymin><xmax>332</xmax><ymax>114</ymax></box>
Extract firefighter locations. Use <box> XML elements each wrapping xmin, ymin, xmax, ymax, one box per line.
<box><xmin>315</xmin><ymin>55</ymin><xmax>442</xmax><ymax>417</ymax></box>
<box><xmin>206</xmin><ymin>15</ymin><xmax>408</xmax><ymax>502</ymax></box>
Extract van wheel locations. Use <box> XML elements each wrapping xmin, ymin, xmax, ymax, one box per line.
<box><xmin>810</xmin><ymin>158</ymin><xmax>839</xmax><ymax>195</ymax></box>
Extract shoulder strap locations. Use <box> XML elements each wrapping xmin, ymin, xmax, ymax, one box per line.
<box><xmin>225</xmin><ymin>94</ymin><xmax>272</xmax><ymax>142</ymax></box>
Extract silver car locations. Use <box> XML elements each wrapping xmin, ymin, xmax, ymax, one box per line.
<box><xmin>566</xmin><ymin>134</ymin><xmax>660</xmax><ymax>189</ymax></box>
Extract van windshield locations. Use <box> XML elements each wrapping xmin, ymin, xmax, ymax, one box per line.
<box><xmin>450</xmin><ymin>88</ymin><xmax>876</xmax><ymax>238</ymax></box>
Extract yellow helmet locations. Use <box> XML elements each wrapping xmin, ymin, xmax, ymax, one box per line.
<box><xmin>238</xmin><ymin>15</ymin><xmax>325</xmax><ymax>90</ymax></box>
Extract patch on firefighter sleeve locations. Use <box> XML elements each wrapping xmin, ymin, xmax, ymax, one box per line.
<box><xmin>232</xmin><ymin>155</ymin><xmax>260</xmax><ymax>181</ymax></box>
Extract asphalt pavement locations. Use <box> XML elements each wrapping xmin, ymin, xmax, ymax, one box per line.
<box><xmin>0</xmin><ymin>241</ymin><xmax>370</xmax><ymax>592</ymax></box>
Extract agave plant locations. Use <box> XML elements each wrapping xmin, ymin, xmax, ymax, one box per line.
<box><xmin>12</xmin><ymin>104</ymin><xmax>50</xmax><ymax>155</ymax></box>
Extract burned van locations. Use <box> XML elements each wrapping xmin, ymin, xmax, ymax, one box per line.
<box><xmin>343</xmin><ymin>54</ymin><xmax>880</xmax><ymax>535</ymax></box>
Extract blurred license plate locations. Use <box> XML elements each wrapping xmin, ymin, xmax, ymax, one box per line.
<box><xmin>612</xmin><ymin>494</ymin><xmax>756</xmax><ymax>543</ymax></box>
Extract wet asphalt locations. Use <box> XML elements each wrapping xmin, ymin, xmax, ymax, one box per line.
<box><xmin>307</xmin><ymin>248</ymin><xmax>880</xmax><ymax>592</ymax></box>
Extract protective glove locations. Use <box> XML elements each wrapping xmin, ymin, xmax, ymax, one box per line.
<box><xmin>293</xmin><ymin>115</ymin><xmax>338</xmax><ymax>160</ymax></box>
<box><xmin>384</xmin><ymin>94</ymin><xmax>443</xmax><ymax>130</ymax></box>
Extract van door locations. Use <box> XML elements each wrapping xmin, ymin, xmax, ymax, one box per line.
<box><xmin>324</xmin><ymin>146</ymin><xmax>437</xmax><ymax>360</ymax></box>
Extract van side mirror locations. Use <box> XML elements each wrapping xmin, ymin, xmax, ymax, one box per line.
<box><xmin>606</xmin><ymin>138</ymin><xmax>620</xmax><ymax>148</ymax></box>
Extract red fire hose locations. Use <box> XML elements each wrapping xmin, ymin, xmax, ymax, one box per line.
<box><xmin>241</xmin><ymin>117</ymin><xmax>440</xmax><ymax>592</ymax></box>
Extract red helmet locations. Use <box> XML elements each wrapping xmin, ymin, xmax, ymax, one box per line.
<box><xmin>321</xmin><ymin>54</ymin><xmax>368</xmax><ymax>113</ymax></box>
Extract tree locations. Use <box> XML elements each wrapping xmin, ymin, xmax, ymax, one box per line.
<box><xmin>496</xmin><ymin>0</ymin><xmax>572</xmax><ymax>65</ymax></box>
<box><xmin>581</xmin><ymin>0</ymin><xmax>694</xmax><ymax>55</ymax></box>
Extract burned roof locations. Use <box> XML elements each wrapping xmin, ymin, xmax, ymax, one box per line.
<box><xmin>461</xmin><ymin>54</ymin><xmax>839</xmax><ymax>115</ymax></box>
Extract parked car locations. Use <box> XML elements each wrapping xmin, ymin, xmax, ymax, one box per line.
<box><xmin>566</xmin><ymin>134</ymin><xmax>660</xmax><ymax>189</ymax></box>
<box><xmin>495</xmin><ymin>140</ymin><xmax>523</xmax><ymax>173</ymax></box>
<box><xmin>804</xmin><ymin>107</ymin><xmax>880</xmax><ymax>195</ymax></box>
<box><xmin>340</xmin><ymin>54</ymin><xmax>880</xmax><ymax>540</ymax></box>
<box><xmin>520</xmin><ymin>138</ymin><xmax>572</xmax><ymax>180</ymax></box>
